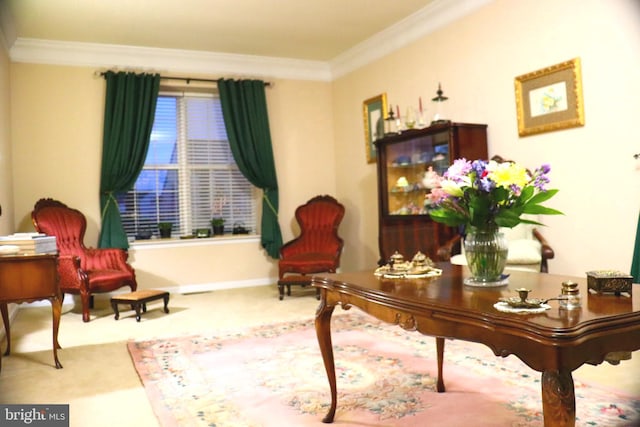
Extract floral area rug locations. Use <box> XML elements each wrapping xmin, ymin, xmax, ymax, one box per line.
<box><xmin>128</xmin><ymin>311</ymin><xmax>640</xmax><ymax>427</ymax></box>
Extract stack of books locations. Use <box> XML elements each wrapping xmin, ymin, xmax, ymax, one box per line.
<box><xmin>0</xmin><ymin>233</ymin><xmax>57</xmax><ymax>255</ymax></box>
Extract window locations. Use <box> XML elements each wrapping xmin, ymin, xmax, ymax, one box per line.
<box><xmin>117</xmin><ymin>92</ymin><xmax>257</xmax><ymax>239</ymax></box>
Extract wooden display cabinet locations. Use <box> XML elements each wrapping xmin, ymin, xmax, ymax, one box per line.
<box><xmin>374</xmin><ymin>122</ymin><xmax>488</xmax><ymax>264</ymax></box>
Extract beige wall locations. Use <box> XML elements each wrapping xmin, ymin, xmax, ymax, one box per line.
<box><xmin>11</xmin><ymin>64</ymin><xmax>104</xmax><ymax>233</ymax></box>
<box><xmin>333</xmin><ymin>0</ymin><xmax>640</xmax><ymax>276</ymax></box>
<box><xmin>9</xmin><ymin>66</ymin><xmax>336</xmax><ymax>291</ymax></box>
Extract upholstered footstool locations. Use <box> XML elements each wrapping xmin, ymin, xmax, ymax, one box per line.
<box><xmin>110</xmin><ymin>290</ymin><xmax>170</xmax><ymax>321</ymax></box>
<box><xmin>277</xmin><ymin>275</ymin><xmax>320</xmax><ymax>300</ymax></box>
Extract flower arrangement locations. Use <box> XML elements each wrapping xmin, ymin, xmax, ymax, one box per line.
<box><xmin>428</xmin><ymin>158</ymin><xmax>563</xmax><ymax>230</ymax></box>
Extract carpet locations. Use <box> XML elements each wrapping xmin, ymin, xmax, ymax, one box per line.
<box><xmin>128</xmin><ymin>311</ymin><xmax>640</xmax><ymax>427</ymax></box>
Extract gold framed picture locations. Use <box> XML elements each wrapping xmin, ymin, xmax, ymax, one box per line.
<box><xmin>363</xmin><ymin>93</ymin><xmax>388</xmax><ymax>163</ymax></box>
<box><xmin>514</xmin><ymin>58</ymin><xmax>585</xmax><ymax>137</ymax></box>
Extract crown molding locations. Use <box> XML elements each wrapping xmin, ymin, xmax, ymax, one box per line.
<box><xmin>330</xmin><ymin>0</ymin><xmax>493</xmax><ymax>79</ymax></box>
<box><xmin>9</xmin><ymin>38</ymin><xmax>333</xmax><ymax>82</ymax></box>
<box><xmin>7</xmin><ymin>0</ymin><xmax>492</xmax><ymax>81</ymax></box>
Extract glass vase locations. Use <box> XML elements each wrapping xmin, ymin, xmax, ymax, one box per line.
<box><xmin>464</xmin><ymin>226</ymin><xmax>508</xmax><ymax>286</ymax></box>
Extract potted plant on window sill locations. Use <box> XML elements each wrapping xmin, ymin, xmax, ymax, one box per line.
<box><xmin>158</xmin><ymin>222</ymin><xmax>173</xmax><ymax>239</ymax></box>
<box><xmin>211</xmin><ymin>218</ymin><xmax>225</xmax><ymax>236</ymax></box>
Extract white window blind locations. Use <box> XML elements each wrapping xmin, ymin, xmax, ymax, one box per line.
<box><xmin>117</xmin><ymin>92</ymin><xmax>257</xmax><ymax>239</ymax></box>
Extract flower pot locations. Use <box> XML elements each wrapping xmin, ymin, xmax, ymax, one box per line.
<box><xmin>212</xmin><ymin>225</ymin><xmax>224</xmax><ymax>235</ymax></box>
<box><xmin>158</xmin><ymin>228</ymin><xmax>172</xmax><ymax>239</ymax></box>
<box><xmin>463</xmin><ymin>227</ymin><xmax>508</xmax><ymax>286</ymax></box>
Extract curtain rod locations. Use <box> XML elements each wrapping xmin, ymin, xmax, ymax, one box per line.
<box><xmin>162</xmin><ymin>75</ymin><xmax>272</xmax><ymax>87</ymax></box>
<box><xmin>96</xmin><ymin>71</ymin><xmax>272</xmax><ymax>87</ymax></box>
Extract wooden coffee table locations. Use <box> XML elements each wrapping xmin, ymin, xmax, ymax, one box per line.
<box><xmin>312</xmin><ymin>265</ymin><xmax>640</xmax><ymax>426</ymax></box>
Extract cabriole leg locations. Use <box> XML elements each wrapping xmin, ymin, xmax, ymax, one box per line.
<box><xmin>541</xmin><ymin>370</ymin><xmax>575</xmax><ymax>427</ymax></box>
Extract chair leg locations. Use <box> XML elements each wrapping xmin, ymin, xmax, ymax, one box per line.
<box><xmin>80</xmin><ymin>291</ymin><xmax>92</xmax><ymax>323</ymax></box>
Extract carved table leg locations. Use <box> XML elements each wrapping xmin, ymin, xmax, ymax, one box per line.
<box><xmin>51</xmin><ymin>295</ymin><xmax>63</xmax><ymax>369</ymax></box>
<box><xmin>315</xmin><ymin>293</ymin><xmax>336</xmax><ymax>423</ymax></box>
<box><xmin>436</xmin><ymin>337</ymin><xmax>445</xmax><ymax>392</ymax></box>
<box><xmin>1</xmin><ymin>302</ymin><xmax>10</xmax><ymax>356</ymax></box>
<box><xmin>541</xmin><ymin>370</ymin><xmax>575</xmax><ymax>427</ymax></box>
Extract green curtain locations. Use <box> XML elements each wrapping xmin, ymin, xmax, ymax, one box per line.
<box><xmin>218</xmin><ymin>79</ymin><xmax>283</xmax><ymax>259</ymax></box>
<box><xmin>99</xmin><ymin>71</ymin><xmax>160</xmax><ymax>249</ymax></box>
<box><xmin>631</xmin><ymin>212</ymin><xmax>640</xmax><ymax>282</ymax></box>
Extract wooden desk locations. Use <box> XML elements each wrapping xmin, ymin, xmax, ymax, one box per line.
<box><xmin>0</xmin><ymin>254</ymin><xmax>62</xmax><ymax>371</ymax></box>
<box><xmin>313</xmin><ymin>265</ymin><xmax>640</xmax><ymax>426</ymax></box>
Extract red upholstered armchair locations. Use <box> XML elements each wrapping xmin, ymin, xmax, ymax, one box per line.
<box><xmin>32</xmin><ymin>198</ymin><xmax>137</xmax><ymax>322</ymax></box>
<box><xmin>278</xmin><ymin>195</ymin><xmax>345</xmax><ymax>298</ymax></box>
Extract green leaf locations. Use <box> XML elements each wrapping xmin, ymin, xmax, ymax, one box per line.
<box><xmin>527</xmin><ymin>189</ymin><xmax>559</xmax><ymax>205</ymax></box>
<box><xmin>495</xmin><ymin>209</ymin><xmax>522</xmax><ymax>228</ymax></box>
<box><xmin>493</xmin><ymin>187</ymin><xmax>509</xmax><ymax>203</ymax></box>
<box><xmin>523</xmin><ymin>205</ymin><xmax>564</xmax><ymax>215</ymax></box>
<box><xmin>519</xmin><ymin>185</ymin><xmax>535</xmax><ymax>202</ymax></box>
<box><xmin>429</xmin><ymin>209</ymin><xmax>466</xmax><ymax>226</ymax></box>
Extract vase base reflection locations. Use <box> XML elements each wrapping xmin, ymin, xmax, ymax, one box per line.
<box><xmin>463</xmin><ymin>274</ymin><xmax>510</xmax><ymax>288</ymax></box>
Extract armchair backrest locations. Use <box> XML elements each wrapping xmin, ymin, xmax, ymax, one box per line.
<box><xmin>32</xmin><ymin>198</ymin><xmax>88</xmax><ymax>262</ymax></box>
<box><xmin>293</xmin><ymin>195</ymin><xmax>345</xmax><ymax>256</ymax></box>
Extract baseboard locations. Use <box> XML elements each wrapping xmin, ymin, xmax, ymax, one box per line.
<box><xmin>147</xmin><ymin>277</ymin><xmax>276</xmax><ymax>295</ymax></box>
<box><xmin>13</xmin><ymin>277</ymin><xmax>277</xmax><ymax>309</ymax></box>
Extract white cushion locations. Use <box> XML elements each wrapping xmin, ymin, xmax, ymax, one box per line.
<box><xmin>500</xmin><ymin>223</ymin><xmax>534</xmax><ymax>241</ymax></box>
<box><xmin>506</xmin><ymin>238</ymin><xmax>541</xmax><ymax>264</ymax></box>
<box><xmin>450</xmin><ymin>253</ymin><xmax>466</xmax><ymax>265</ymax></box>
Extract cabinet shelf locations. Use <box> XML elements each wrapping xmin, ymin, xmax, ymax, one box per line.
<box><xmin>374</xmin><ymin>122</ymin><xmax>488</xmax><ymax>264</ymax></box>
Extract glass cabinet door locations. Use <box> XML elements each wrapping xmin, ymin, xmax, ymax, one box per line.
<box><xmin>383</xmin><ymin>131</ymin><xmax>450</xmax><ymax>216</ymax></box>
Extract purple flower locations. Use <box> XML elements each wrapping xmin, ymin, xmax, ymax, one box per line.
<box><xmin>444</xmin><ymin>158</ymin><xmax>471</xmax><ymax>182</ymax></box>
<box><xmin>470</xmin><ymin>160</ymin><xmax>494</xmax><ymax>192</ymax></box>
<box><xmin>533</xmin><ymin>164</ymin><xmax>551</xmax><ymax>191</ymax></box>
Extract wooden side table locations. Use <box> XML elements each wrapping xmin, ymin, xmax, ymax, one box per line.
<box><xmin>0</xmin><ymin>254</ymin><xmax>62</xmax><ymax>372</ymax></box>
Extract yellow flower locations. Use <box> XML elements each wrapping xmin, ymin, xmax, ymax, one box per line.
<box><xmin>488</xmin><ymin>162</ymin><xmax>529</xmax><ymax>189</ymax></box>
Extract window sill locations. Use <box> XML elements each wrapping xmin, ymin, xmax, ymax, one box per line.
<box><xmin>129</xmin><ymin>234</ymin><xmax>260</xmax><ymax>250</ymax></box>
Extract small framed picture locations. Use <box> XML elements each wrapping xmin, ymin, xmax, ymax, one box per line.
<box><xmin>514</xmin><ymin>58</ymin><xmax>585</xmax><ymax>137</ymax></box>
<box><xmin>363</xmin><ymin>93</ymin><xmax>388</xmax><ymax>163</ymax></box>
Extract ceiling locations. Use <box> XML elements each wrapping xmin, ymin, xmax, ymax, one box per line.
<box><xmin>2</xmin><ymin>0</ymin><xmax>439</xmax><ymax>62</ymax></box>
